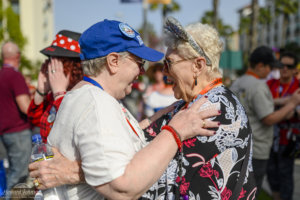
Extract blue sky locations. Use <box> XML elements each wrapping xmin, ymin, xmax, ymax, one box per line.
<box><xmin>54</xmin><ymin>0</ymin><xmax>263</xmax><ymax>37</ymax></box>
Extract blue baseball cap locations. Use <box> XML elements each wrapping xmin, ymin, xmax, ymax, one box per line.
<box><xmin>79</xmin><ymin>19</ymin><xmax>164</xmax><ymax>62</ymax></box>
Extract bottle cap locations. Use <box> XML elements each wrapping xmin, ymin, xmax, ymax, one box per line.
<box><xmin>32</xmin><ymin>134</ymin><xmax>42</xmax><ymax>143</ymax></box>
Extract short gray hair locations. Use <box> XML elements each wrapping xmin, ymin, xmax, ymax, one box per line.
<box><xmin>81</xmin><ymin>51</ymin><xmax>130</xmax><ymax>76</ymax></box>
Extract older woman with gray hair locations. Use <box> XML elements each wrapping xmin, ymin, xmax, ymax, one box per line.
<box><xmin>29</xmin><ymin>17</ymin><xmax>256</xmax><ymax>200</ymax></box>
<box><xmin>141</xmin><ymin>17</ymin><xmax>256</xmax><ymax>200</ymax></box>
<box><xmin>29</xmin><ymin>19</ymin><xmax>221</xmax><ymax>200</ymax></box>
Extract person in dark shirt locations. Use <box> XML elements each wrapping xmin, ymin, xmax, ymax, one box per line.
<box><xmin>0</xmin><ymin>42</ymin><xmax>31</xmax><ymax>197</ymax></box>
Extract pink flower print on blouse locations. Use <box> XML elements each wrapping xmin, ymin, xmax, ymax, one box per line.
<box><xmin>221</xmin><ymin>187</ymin><xmax>232</xmax><ymax>200</ymax></box>
<box><xmin>237</xmin><ymin>187</ymin><xmax>246</xmax><ymax>200</ymax></box>
<box><xmin>199</xmin><ymin>162</ymin><xmax>214</xmax><ymax>178</ymax></box>
<box><xmin>183</xmin><ymin>138</ymin><xmax>197</xmax><ymax>148</ymax></box>
<box><xmin>146</xmin><ymin>127</ymin><xmax>156</xmax><ymax>137</ymax></box>
<box><xmin>214</xmin><ymin>170</ymin><xmax>219</xmax><ymax>179</ymax></box>
<box><xmin>175</xmin><ymin>176</ymin><xmax>190</xmax><ymax>195</ymax></box>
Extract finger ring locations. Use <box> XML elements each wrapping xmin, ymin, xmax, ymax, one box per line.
<box><xmin>202</xmin><ymin>120</ymin><xmax>206</xmax><ymax>128</ymax></box>
<box><xmin>51</xmin><ymin>70</ymin><xmax>56</xmax><ymax>73</ymax></box>
<box><xmin>33</xmin><ymin>179</ymin><xmax>40</xmax><ymax>187</ymax></box>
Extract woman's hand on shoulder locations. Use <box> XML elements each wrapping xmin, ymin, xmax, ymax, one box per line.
<box><xmin>169</xmin><ymin>96</ymin><xmax>221</xmax><ymax>141</ymax></box>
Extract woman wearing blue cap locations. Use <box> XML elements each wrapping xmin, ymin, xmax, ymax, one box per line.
<box><xmin>29</xmin><ymin>19</ymin><xmax>220</xmax><ymax>200</ymax></box>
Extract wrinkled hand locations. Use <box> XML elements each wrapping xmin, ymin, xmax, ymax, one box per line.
<box><xmin>29</xmin><ymin>147</ymin><xmax>83</xmax><ymax>190</ymax></box>
<box><xmin>37</xmin><ymin>60</ymin><xmax>51</xmax><ymax>94</ymax></box>
<box><xmin>168</xmin><ymin>96</ymin><xmax>220</xmax><ymax>140</ymax></box>
<box><xmin>48</xmin><ymin>58</ymin><xmax>70</xmax><ymax>94</ymax></box>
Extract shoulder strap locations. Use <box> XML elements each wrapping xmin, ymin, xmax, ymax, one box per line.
<box><xmin>230</xmin><ymin>136</ymin><xmax>251</xmax><ymax>200</ymax></box>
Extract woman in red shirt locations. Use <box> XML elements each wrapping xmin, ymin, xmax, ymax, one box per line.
<box><xmin>27</xmin><ymin>30</ymin><xmax>83</xmax><ymax>143</ymax></box>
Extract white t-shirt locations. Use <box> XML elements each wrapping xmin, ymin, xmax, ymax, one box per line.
<box><xmin>48</xmin><ymin>85</ymin><xmax>147</xmax><ymax>200</ymax></box>
<box><xmin>144</xmin><ymin>91</ymin><xmax>177</xmax><ymax>117</ymax></box>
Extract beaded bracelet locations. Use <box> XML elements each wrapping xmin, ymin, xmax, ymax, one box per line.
<box><xmin>161</xmin><ymin>125</ymin><xmax>182</xmax><ymax>149</ymax></box>
<box><xmin>36</xmin><ymin>89</ymin><xmax>47</xmax><ymax>96</ymax></box>
<box><xmin>53</xmin><ymin>91</ymin><xmax>66</xmax><ymax>99</ymax></box>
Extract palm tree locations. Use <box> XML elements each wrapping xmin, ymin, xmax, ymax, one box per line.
<box><xmin>258</xmin><ymin>7</ymin><xmax>272</xmax><ymax>45</ymax></box>
<box><xmin>212</xmin><ymin>0</ymin><xmax>219</xmax><ymax>29</ymax></box>
<box><xmin>201</xmin><ymin>11</ymin><xmax>233</xmax><ymax>39</ymax></box>
<box><xmin>249</xmin><ymin>0</ymin><xmax>259</xmax><ymax>52</ymax></box>
<box><xmin>274</xmin><ymin>0</ymin><xmax>298</xmax><ymax>47</ymax></box>
<box><xmin>149</xmin><ymin>0</ymin><xmax>180</xmax><ymax>22</ymax></box>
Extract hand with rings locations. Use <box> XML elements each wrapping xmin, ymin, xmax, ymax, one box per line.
<box><xmin>29</xmin><ymin>148</ymin><xmax>83</xmax><ymax>190</ymax></box>
<box><xmin>202</xmin><ymin>120</ymin><xmax>206</xmax><ymax>128</ymax></box>
<box><xmin>48</xmin><ymin>58</ymin><xmax>70</xmax><ymax>94</ymax></box>
<box><xmin>33</xmin><ymin>178</ymin><xmax>40</xmax><ymax>188</ymax></box>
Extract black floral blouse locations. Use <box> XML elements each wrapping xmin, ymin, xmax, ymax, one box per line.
<box><xmin>140</xmin><ymin>86</ymin><xmax>257</xmax><ymax>200</ymax></box>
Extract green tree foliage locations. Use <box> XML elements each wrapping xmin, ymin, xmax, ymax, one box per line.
<box><xmin>201</xmin><ymin>11</ymin><xmax>233</xmax><ymax>38</ymax></box>
<box><xmin>138</xmin><ymin>23</ymin><xmax>160</xmax><ymax>49</ymax></box>
<box><xmin>239</xmin><ymin>16</ymin><xmax>251</xmax><ymax>35</ymax></box>
<box><xmin>0</xmin><ymin>2</ymin><xmax>38</xmax><ymax>77</ymax></box>
<box><xmin>5</xmin><ymin>6</ymin><xmax>26</xmax><ymax>49</ymax></box>
<box><xmin>275</xmin><ymin>0</ymin><xmax>298</xmax><ymax>47</ymax></box>
<box><xmin>149</xmin><ymin>0</ymin><xmax>180</xmax><ymax>20</ymax></box>
<box><xmin>259</xmin><ymin>7</ymin><xmax>271</xmax><ymax>25</ymax></box>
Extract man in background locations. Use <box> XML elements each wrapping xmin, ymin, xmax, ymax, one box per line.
<box><xmin>230</xmin><ymin>46</ymin><xmax>300</xmax><ymax>195</ymax></box>
<box><xmin>266</xmin><ymin>51</ymin><xmax>299</xmax><ymax>200</ymax></box>
<box><xmin>0</xmin><ymin>42</ymin><xmax>32</xmax><ymax>197</ymax></box>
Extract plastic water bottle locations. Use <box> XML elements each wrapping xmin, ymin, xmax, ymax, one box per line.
<box><xmin>31</xmin><ymin>134</ymin><xmax>69</xmax><ymax>200</ymax></box>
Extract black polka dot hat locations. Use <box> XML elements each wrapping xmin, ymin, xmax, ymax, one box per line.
<box><xmin>40</xmin><ymin>30</ymin><xmax>81</xmax><ymax>58</ymax></box>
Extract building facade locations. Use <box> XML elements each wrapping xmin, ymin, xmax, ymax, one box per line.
<box><xmin>19</xmin><ymin>0</ymin><xmax>54</xmax><ymax>62</ymax></box>
<box><xmin>3</xmin><ymin>0</ymin><xmax>54</xmax><ymax>62</ymax></box>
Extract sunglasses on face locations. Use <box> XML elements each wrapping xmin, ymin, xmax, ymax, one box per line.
<box><xmin>281</xmin><ymin>63</ymin><xmax>296</xmax><ymax>69</ymax></box>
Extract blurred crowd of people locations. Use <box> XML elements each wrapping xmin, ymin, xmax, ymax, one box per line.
<box><xmin>0</xmin><ymin>17</ymin><xmax>300</xmax><ymax>200</ymax></box>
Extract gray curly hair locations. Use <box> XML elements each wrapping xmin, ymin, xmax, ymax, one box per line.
<box><xmin>164</xmin><ymin>22</ymin><xmax>224</xmax><ymax>81</ymax></box>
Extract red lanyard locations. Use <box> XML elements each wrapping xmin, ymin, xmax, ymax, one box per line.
<box><xmin>122</xmin><ymin>107</ymin><xmax>139</xmax><ymax>137</ymax></box>
<box><xmin>275</xmin><ymin>78</ymin><xmax>295</xmax><ymax>98</ymax></box>
<box><xmin>246</xmin><ymin>70</ymin><xmax>260</xmax><ymax>79</ymax></box>
<box><xmin>199</xmin><ymin>78</ymin><xmax>223</xmax><ymax>95</ymax></box>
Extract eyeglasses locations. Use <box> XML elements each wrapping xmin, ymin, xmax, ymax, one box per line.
<box><xmin>281</xmin><ymin>63</ymin><xmax>296</xmax><ymax>69</ymax></box>
<box><xmin>163</xmin><ymin>57</ymin><xmax>196</xmax><ymax>73</ymax></box>
<box><xmin>126</xmin><ymin>56</ymin><xmax>146</xmax><ymax>69</ymax></box>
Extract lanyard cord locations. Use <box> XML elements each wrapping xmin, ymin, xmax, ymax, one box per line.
<box><xmin>83</xmin><ymin>75</ymin><xmax>139</xmax><ymax>137</ymax></box>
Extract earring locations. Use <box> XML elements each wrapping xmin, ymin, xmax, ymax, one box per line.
<box><xmin>194</xmin><ymin>77</ymin><xmax>198</xmax><ymax>86</ymax></box>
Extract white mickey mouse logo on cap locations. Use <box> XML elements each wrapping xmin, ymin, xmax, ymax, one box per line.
<box><xmin>119</xmin><ymin>23</ymin><xmax>135</xmax><ymax>38</ymax></box>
